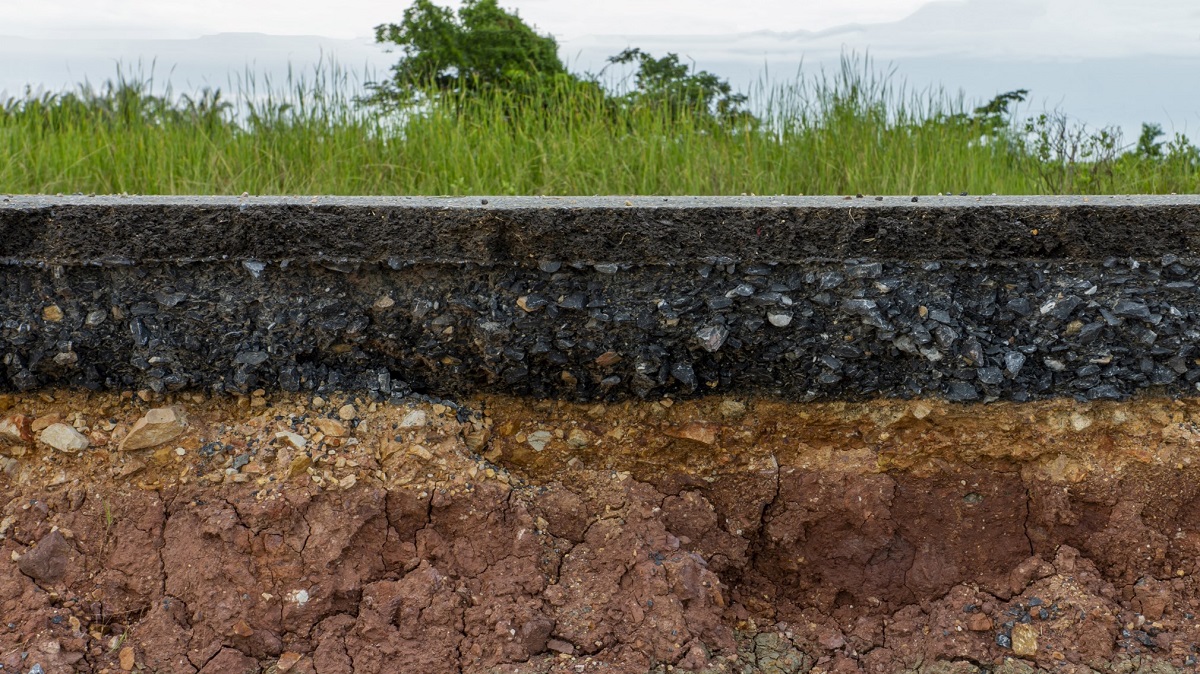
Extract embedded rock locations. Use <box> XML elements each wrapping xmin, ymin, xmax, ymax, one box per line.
<box><xmin>38</xmin><ymin>423</ymin><xmax>89</xmax><ymax>452</ymax></box>
<box><xmin>0</xmin><ymin>414</ymin><xmax>32</xmax><ymax>450</ymax></box>
<box><xmin>16</xmin><ymin>530</ymin><xmax>72</xmax><ymax>584</ymax></box>
<box><xmin>119</xmin><ymin>407</ymin><xmax>187</xmax><ymax>451</ymax></box>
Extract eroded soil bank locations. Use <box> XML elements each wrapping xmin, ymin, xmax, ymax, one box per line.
<box><xmin>4</xmin><ymin>391</ymin><xmax>1200</xmax><ymax>673</ymax></box>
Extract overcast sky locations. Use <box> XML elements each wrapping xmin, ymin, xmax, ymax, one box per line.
<box><xmin>5</xmin><ymin>0</ymin><xmax>935</xmax><ymax>40</ymax></box>
<box><xmin>3</xmin><ymin>0</ymin><xmax>1199</xmax><ymax>135</ymax></box>
<box><xmin>2</xmin><ymin>0</ymin><xmax>1195</xmax><ymax>47</ymax></box>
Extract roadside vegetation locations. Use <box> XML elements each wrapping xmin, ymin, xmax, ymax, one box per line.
<box><xmin>2</xmin><ymin>0</ymin><xmax>1197</xmax><ymax>196</ymax></box>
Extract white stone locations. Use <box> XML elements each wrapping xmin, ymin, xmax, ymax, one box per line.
<box><xmin>767</xmin><ymin>311</ymin><xmax>793</xmax><ymax>328</ymax></box>
<box><xmin>399</xmin><ymin>410</ymin><xmax>428</xmax><ymax>428</ymax></box>
<box><xmin>40</xmin><ymin>423</ymin><xmax>90</xmax><ymax>452</ymax></box>
<box><xmin>120</xmin><ymin>407</ymin><xmax>188</xmax><ymax>451</ymax></box>
<box><xmin>274</xmin><ymin>431</ymin><xmax>307</xmax><ymax>450</ymax></box>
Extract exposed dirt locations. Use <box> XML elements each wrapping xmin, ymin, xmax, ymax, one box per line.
<box><xmin>5</xmin><ymin>391</ymin><xmax>1200</xmax><ymax>673</ymax></box>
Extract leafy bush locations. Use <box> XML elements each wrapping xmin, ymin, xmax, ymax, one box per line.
<box><xmin>367</xmin><ymin>0</ymin><xmax>755</xmax><ymax>129</ymax></box>
<box><xmin>368</xmin><ymin>0</ymin><xmax>567</xmax><ymax>104</ymax></box>
<box><xmin>603</xmin><ymin>48</ymin><xmax>756</xmax><ymax>128</ymax></box>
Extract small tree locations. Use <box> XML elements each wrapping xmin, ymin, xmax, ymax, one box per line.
<box><xmin>1136</xmin><ymin>122</ymin><xmax>1165</xmax><ymax>160</ymax></box>
<box><xmin>369</xmin><ymin>0</ymin><xmax>567</xmax><ymax>103</ymax></box>
<box><xmin>605</xmin><ymin>48</ymin><xmax>754</xmax><ymax>127</ymax></box>
<box><xmin>971</xmin><ymin>89</ymin><xmax>1028</xmax><ymax>133</ymax></box>
<box><xmin>367</xmin><ymin>0</ymin><xmax>756</xmax><ymax>130</ymax></box>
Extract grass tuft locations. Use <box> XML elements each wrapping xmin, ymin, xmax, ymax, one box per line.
<box><xmin>1</xmin><ymin>55</ymin><xmax>1197</xmax><ymax>195</ymax></box>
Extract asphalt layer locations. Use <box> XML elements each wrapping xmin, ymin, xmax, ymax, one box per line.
<box><xmin>4</xmin><ymin>194</ymin><xmax>1200</xmax><ymax>265</ymax></box>
<box><xmin>4</xmin><ymin>195</ymin><xmax>1200</xmax><ymax>400</ymax></box>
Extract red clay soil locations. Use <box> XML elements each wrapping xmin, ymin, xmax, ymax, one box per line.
<box><xmin>4</xmin><ymin>391</ymin><xmax>1200</xmax><ymax>673</ymax></box>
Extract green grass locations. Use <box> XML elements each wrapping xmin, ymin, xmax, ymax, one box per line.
<box><xmin>2</xmin><ymin>56</ymin><xmax>1197</xmax><ymax>195</ymax></box>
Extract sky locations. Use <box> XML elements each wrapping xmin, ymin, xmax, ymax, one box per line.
<box><xmin>5</xmin><ymin>0</ymin><xmax>1198</xmax><ymax>53</ymax></box>
<box><xmin>3</xmin><ymin>0</ymin><xmax>1200</xmax><ymax>136</ymax></box>
<box><xmin>4</xmin><ymin>0</ymin><xmax>934</xmax><ymax>40</ymax></box>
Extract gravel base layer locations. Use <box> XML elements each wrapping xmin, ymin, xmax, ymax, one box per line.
<box><xmin>6</xmin><ymin>257</ymin><xmax>1200</xmax><ymax>401</ymax></box>
<box><xmin>5</xmin><ymin>391</ymin><xmax>1200</xmax><ymax>673</ymax></box>
<box><xmin>6</xmin><ymin>197</ymin><xmax>1200</xmax><ymax>401</ymax></box>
